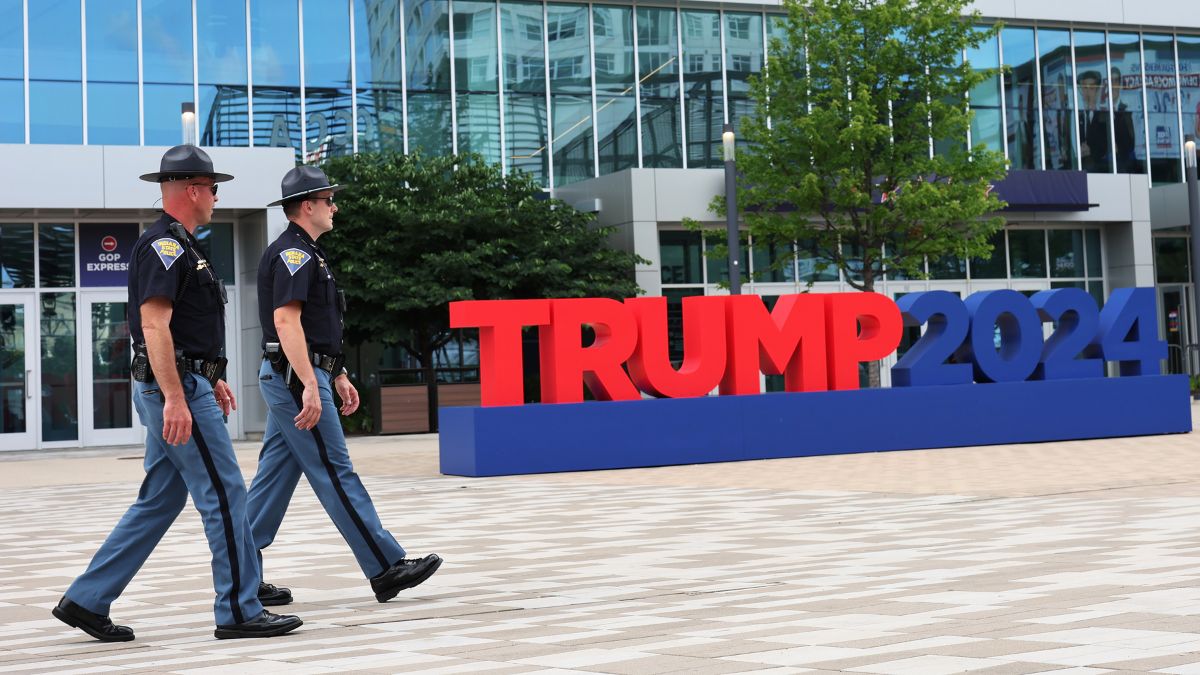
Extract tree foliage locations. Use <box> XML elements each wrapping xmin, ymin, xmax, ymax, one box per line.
<box><xmin>727</xmin><ymin>0</ymin><xmax>1008</xmax><ymax>291</ymax></box>
<box><xmin>318</xmin><ymin>151</ymin><xmax>644</xmax><ymax>365</ymax></box>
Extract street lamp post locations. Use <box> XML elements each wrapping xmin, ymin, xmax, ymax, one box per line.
<box><xmin>722</xmin><ymin>123</ymin><xmax>742</xmax><ymax>295</ymax></box>
<box><xmin>181</xmin><ymin>102</ymin><xmax>196</xmax><ymax>146</ymax></box>
<box><xmin>1187</xmin><ymin>136</ymin><xmax>1200</xmax><ymax>362</ymax></box>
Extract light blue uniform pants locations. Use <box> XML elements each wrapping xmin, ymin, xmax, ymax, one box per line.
<box><xmin>247</xmin><ymin>360</ymin><xmax>405</xmax><ymax>579</ymax></box>
<box><xmin>65</xmin><ymin>373</ymin><xmax>264</xmax><ymax>626</ymax></box>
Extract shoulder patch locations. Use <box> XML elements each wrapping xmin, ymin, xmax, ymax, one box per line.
<box><xmin>279</xmin><ymin>248</ymin><xmax>312</xmax><ymax>276</ymax></box>
<box><xmin>150</xmin><ymin>238</ymin><xmax>184</xmax><ymax>270</ymax></box>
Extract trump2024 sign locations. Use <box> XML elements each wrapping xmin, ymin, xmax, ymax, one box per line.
<box><xmin>438</xmin><ymin>288</ymin><xmax>1190</xmax><ymax>477</ymax></box>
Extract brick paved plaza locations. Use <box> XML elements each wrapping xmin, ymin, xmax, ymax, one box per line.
<box><xmin>1</xmin><ymin>410</ymin><xmax>1199</xmax><ymax>674</ymax></box>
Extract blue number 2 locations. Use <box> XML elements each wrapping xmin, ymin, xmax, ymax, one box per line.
<box><xmin>892</xmin><ymin>291</ymin><xmax>973</xmax><ymax>387</ymax></box>
<box><xmin>1030</xmin><ymin>288</ymin><xmax>1104</xmax><ymax>380</ymax></box>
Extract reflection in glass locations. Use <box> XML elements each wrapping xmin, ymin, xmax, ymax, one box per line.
<box><xmin>354</xmin><ymin>0</ymin><xmax>402</xmax><ymax>153</ymax></box>
<box><xmin>194</xmin><ymin>223</ymin><xmax>235</xmax><ymax>283</ymax></box>
<box><xmin>1155</xmin><ymin>237</ymin><xmax>1189</xmax><ymax>283</ymax></box>
<box><xmin>930</xmin><ymin>254</ymin><xmax>967</xmax><ymax>280</ymax></box>
<box><xmin>751</xmin><ymin>241</ymin><xmax>795</xmax><ymax>283</ymax></box>
<box><xmin>92</xmin><ymin>302</ymin><xmax>132</xmax><ymax>430</ymax></box>
<box><xmin>1144</xmin><ymin>34</ymin><xmax>1181</xmax><ymax>184</ymax></box>
<box><xmin>706</xmin><ymin>236</ymin><xmax>750</xmax><ymax>286</ymax></box>
<box><xmin>502</xmin><ymin>1</ymin><xmax>549</xmax><ymax>182</ymax></box>
<box><xmin>251</xmin><ymin>0</ymin><xmax>301</xmax><ymax>159</ymax></box>
<box><xmin>797</xmin><ymin>239</ymin><xmax>838</xmax><ymax>282</ymax></box>
<box><xmin>29</xmin><ymin>0</ymin><xmax>82</xmax><ymax>144</ymax></box>
<box><xmin>1108</xmin><ymin>32</ymin><xmax>1146</xmax><ymax>174</ymax></box>
<box><xmin>1002</xmin><ymin>27</ymin><xmax>1040</xmax><ymax>170</ymax></box>
<box><xmin>1048</xmin><ymin>229</ymin><xmax>1083</xmax><ymax>277</ymax></box>
<box><xmin>305</xmin><ymin>0</ymin><xmax>353</xmax><ymax>161</ymax></box>
<box><xmin>406</xmin><ymin>0</ymin><xmax>453</xmax><ymax>156</ymax></box>
<box><xmin>593</xmin><ymin>6</ymin><xmax>637</xmax><ymax>175</ymax></box>
<box><xmin>0</xmin><ymin>225</ymin><xmax>35</xmax><ymax>288</ymax></box>
<box><xmin>1039</xmin><ymin>29</ymin><xmax>1076</xmax><ymax>170</ymax></box>
<box><xmin>549</xmin><ymin>3</ymin><xmax>594</xmax><ymax>185</ymax></box>
<box><xmin>659</xmin><ymin>230</ymin><xmax>702</xmax><ymax>284</ymax></box>
<box><xmin>198</xmin><ymin>0</ymin><xmax>249</xmax><ymax>146</ymax></box>
<box><xmin>87</xmin><ymin>1</ymin><xmax>138</xmax><ymax>145</ymax></box>
<box><xmin>0</xmin><ymin>303</ymin><xmax>26</xmax><ymax>434</ymax></box>
<box><xmin>970</xmin><ymin>230</ymin><xmax>1007</xmax><ymax>279</ymax></box>
<box><xmin>41</xmin><ymin>292</ymin><xmax>77</xmax><ymax>442</ymax></box>
<box><xmin>0</xmin><ymin>0</ymin><xmax>24</xmax><ymax>143</ymax></box>
<box><xmin>1008</xmin><ymin>229</ymin><xmax>1047</xmax><ymax>278</ymax></box>
<box><xmin>39</xmin><ymin>225</ymin><xmax>75</xmax><ymax>288</ymax></box>
<box><xmin>1074</xmin><ymin>31</ymin><xmax>1112</xmax><ymax>173</ymax></box>
<box><xmin>143</xmin><ymin>0</ymin><xmax>195</xmax><ymax>145</ymax></box>
<box><xmin>664</xmin><ymin>288</ymin><xmax>705</xmax><ymax>364</ymax></box>
<box><xmin>454</xmin><ymin>0</ymin><xmax>501</xmax><ymax>164</ymax></box>
<box><xmin>1085</xmin><ymin>229</ymin><xmax>1102</xmax><ymax>277</ymax></box>
<box><xmin>968</xmin><ymin>32</ymin><xmax>1003</xmax><ymax>154</ymax></box>
<box><xmin>682</xmin><ymin>10</ymin><xmax>724</xmax><ymax>168</ymax></box>
<box><xmin>724</xmin><ymin>12</ymin><xmax>762</xmax><ymax>150</ymax></box>
<box><xmin>1181</xmin><ymin>37</ymin><xmax>1200</xmax><ymax>156</ymax></box>
<box><xmin>638</xmin><ymin>7</ymin><xmax>682</xmax><ymax>168</ymax></box>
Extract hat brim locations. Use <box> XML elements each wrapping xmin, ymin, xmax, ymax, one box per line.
<box><xmin>267</xmin><ymin>184</ymin><xmax>345</xmax><ymax>207</ymax></box>
<box><xmin>139</xmin><ymin>171</ymin><xmax>236</xmax><ymax>184</ymax></box>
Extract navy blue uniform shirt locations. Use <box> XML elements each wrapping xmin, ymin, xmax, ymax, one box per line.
<box><xmin>258</xmin><ymin>221</ymin><xmax>345</xmax><ymax>355</ymax></box>
<box><xmin>128</xmin><ymin>213</ymin><xmax>227</xmax><ymax>360</ymax></box>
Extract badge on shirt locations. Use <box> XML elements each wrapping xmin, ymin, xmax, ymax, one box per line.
<box><xmin>151</xmin><ymin>238</ymin><xmax>183</xmax><ymax>270</ymax></box>
<box><xmin>280</xmin><ymin>248</ymin><xmax>311</xmax><ymax>276</ymax></box>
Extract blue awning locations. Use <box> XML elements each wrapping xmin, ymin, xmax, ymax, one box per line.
<box><xmin>992</xmin><ymin>170</ymin><xmax>1093</xmax><ymax>211</ymax></box>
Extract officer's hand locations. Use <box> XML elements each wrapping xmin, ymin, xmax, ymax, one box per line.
<box><xmin>162</xmin><ymin>395</ymin><xmax>193</xmax><ymax>446</ymax></box>
<box><xmin>295</xmin><ymin>383</ymin><xmax>322</xmax><ymax>430</ymax></box>
<box><xmin>334</xmin><ymin>374</ymin><xmax>359</xmax><ymax>416</ymax></box>
<box><xmin>213</xmin><ymin>379</ymin><xmax>237</xmax><ymax>416</ymax></box>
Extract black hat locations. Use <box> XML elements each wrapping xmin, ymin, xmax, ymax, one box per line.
<box><xmin>139</xmin><ymin>144</ymin><xmax>234</xmax><ymax>183</ymax></box>
<box><xmin>267</xmin><ymin>165</ymin><xmax>345</xmax><ymax>207</ymax></box>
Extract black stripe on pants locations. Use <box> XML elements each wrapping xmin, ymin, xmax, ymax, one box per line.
<box><xmin>192</xmin><ymin>420</ymin><xmax>246</xmax><ymax>625</ymax></box>
<box><xmin>288</xmin><ymin>385</ymin><xmax>390</xmax><ymax>571</ymax></box>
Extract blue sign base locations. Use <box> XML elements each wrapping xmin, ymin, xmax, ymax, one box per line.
<box><xmin>438</xmin><ymin>376</ymin><xmax>1193</xmax><ymax>477</ymax></box>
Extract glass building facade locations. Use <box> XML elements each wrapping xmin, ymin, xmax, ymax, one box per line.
<box><xmin>5</xmin><ymin>1</ymin><xmax>1198</xmax><ymax>187</ymax></box>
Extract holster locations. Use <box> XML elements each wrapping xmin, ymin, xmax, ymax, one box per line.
<box><xmin>131</xmin><ymin>345</ymin><xmax>189</xmax><ymax>383</ymax></box>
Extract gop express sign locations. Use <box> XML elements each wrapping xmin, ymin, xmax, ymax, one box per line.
<box><xmin>450</xmin><ymin>287</ymin><xmax>1165</xmax><ymax>407</ymax></box>
<box><xmin>80</xmin><ymin>223</ymin><xmax>138</xmax><ymax>287</ymax></box>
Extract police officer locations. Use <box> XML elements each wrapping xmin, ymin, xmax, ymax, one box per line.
<box><xmin>52</xmin><ymin>146</ymin><xmax>303</xmax><ymax>641</ymax></box>
<box><xmin>247</xmin><ymin>166</ymin><xmax>441</xmax><ymax>605</ymax></box>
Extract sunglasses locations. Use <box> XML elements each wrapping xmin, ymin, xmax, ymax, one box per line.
<box><xmin>190</xmin><ymin>182</ymin><xmax>219</xmax><ymax>196</ymax></box>
<box><xmin>307</xmin><ymin>196</ymin><xmax>335</xmax><ymax>206</ymax></box>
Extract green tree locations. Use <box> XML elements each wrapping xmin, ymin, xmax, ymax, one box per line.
<box><xmin>319</xmin><ymin>151</ymin><xmax>644</xmax><ymax>426</ymax></box>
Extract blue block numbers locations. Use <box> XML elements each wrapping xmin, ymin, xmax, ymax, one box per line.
<box><xmin>892</xmin><ymin>287</ymin><xmax>1166</xmax><ymax>386</ymax></box>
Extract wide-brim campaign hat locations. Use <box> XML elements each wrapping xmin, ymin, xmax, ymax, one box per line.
<box><xmin>267</xmin><ymin>165</ymin><xmax>345</xmax><ymax>207</ymax></box>
<box><xmin>139</xmin><ymin>144</ymin><xmax>234</xmax><ymax>183</ymax></box>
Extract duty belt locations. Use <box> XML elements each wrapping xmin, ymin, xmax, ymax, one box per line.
<box><xmin>131</xmin><ymin>345</ymin><xmax>227</xmax><ymax>386</ymax></box>
<box><xmin>263</xmin><ymin>343</ymin><xmax>345</xmax><ymax>377</ymax></box>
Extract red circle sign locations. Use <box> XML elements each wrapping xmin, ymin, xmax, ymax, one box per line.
<box><xmin>101</xmin><ymin>236</ymin><xmax>117</xmax><ymax>252</ymax></box>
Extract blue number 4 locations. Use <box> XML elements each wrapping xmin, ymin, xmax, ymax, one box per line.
<box><xmin>1096</xmin><ymin>288</ymin><xmax>1167</xmax><ymax>376</ymax></box>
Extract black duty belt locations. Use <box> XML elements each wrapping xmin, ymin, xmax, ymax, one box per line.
<box><xmin>132</xmin><ymin>344</ymin><xmax>227</xmax><ymax>386</ymax></box>
<box><xmin>263</xmin><ymin>343</ymin><xmax>345</xmax><ymax>377</ymax></box>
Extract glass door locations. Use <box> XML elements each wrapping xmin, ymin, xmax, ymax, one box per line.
<box><xmin>80</xmin><ymin>291</ymin><xmax>140</xmax><ymax>446</ymax></box>
<box><xmin>1158</xmin><ymin>285</ymin><xmax>1194</xmax><ymax>376</ymax></box>
<box><xmin>0</xmin><ymin>294</ymin><xmax>37</xmax><ymax>451</ymax></box>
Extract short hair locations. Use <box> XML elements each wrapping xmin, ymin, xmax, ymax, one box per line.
<box><xmin>1078</xmin><ymin>70</ymin><xmax>1102</xmax><ymax>85</ymax></box>
<box><xmin>282</xmin><ymin>199</ymin><xmax>304</xmax><ymax>219</ymax></box>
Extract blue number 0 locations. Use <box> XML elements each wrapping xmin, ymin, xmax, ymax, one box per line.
<box><xmin>891</xmin><ymin>291</ymin><xmax>973</xmax><ymax>387</ymax></box>
<box><xmin>959</xmin><ymin>290</ymin><xmax>1043</xmax><ymax>383</ymax></box>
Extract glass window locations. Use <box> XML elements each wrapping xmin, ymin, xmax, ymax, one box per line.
<box><xmin>1008</xmin><ymin>229</ymin><xmax>1046</xmax><ymax>278</ymax></box>
<box><xmin>682</xmin><ymin>10</ymin><xmax>723</xmax><ymax>168</ymax></box>
<box><xmin>1155</xmin><ymin>237</ymin><xmax>1189</xmax><ymax>283</ymax></box>
<box><xmin>1074</xmin><ymin>31</ymin><xmax>1111</xmax><ymax>173</ymax></box>
<box><xmin>198</xmin><ymin>0</ymin><xmax>249</xmax><ymax>146</ymax></box>
<box><xmin>41</xmin><ymin>292</ymin><xmax>77</xmax><ymax>442</ymax></box>
<box><xmin>29</xmin><ymin>0</ymin><xmax>82</xmax><ymax>144</ymax></box>
<box><xmin>797</xmin><ymin>238</ymin><xmax>838</xmax><ymax>282</ymax></box>
<box><xmin>724</xmin><ymin>12</ymin><xmax>762</xmax><ymax>152</ymax></box>
<box><xmin>304</xmin><ymin>0</ymin><xmax>353</xmax><ymax>160</ymax></box>
<box><xmin>842</xmin><ymin>242</ymin><xmax>881</xmax><ymax>285</ymax></box>
<box><xmin>930</xmin><ymin>254</ymin><xmax>966</xmax><ymax>280</ymax></box>
<box><xmin>87</xmin><ymin>1</ymin><xmax>139</xmax><ymax>145</ymax></box>
<box><xmin>91</xmin><ymin>300</ymin><xmax>132</xmax><ymax>430</ymax></box>
<box><xmin>751</xmin><ymin>240</ymin><xmax>795</xmax><ymax>283</ymax></box>
<box><xmin>1182</xmin><ymin>37</ymin><xmax>1200</xmax><ymax>154</ymax></box>
<box><xmin>706</xmin><ymin>236</ymin><xmax>750</xmax><ymax>286</ymax></box>
<box><xmin>405</xmin><ymin>0</ymin><xmax>452</xmax><ymax>156</ymax></box>
<box><xmin>0</xmin><ymin>302</ymin><xmax>28</xmax><ymax>433</ymax></box>
<box><xmin>549</xmin><ymin>3</ymin><xmax>593</xmax><ymax>185</ymax></box>
<box><xmin>0</xmin><ymin>225</ymin><xmax>35</xmax><ymax>288</ymax></box>
<box><xmin>970</xmin><ymin>230</ymin><xmax>1007</xmax><ymax>279</ymax></box>
<box><xmin>354</xmin><ymin>0</ymin><xmax>402</xmax><ymax>153</ymax></box>
<box><xmin>454</xmin><ymin>0</ymin><xmax>500</xmax><ymax>165</ymax></box>
<box><xmin>143</xmin><ymin>0</ymin><xmax>195</xmax><ymax>146</ymax></box>
<box><xmin>1088</xmin><ymin>280</ymin><xmax>1104</xmax><ymax>307</ymax></box>
<box><xmin>1144</xmin><ymin>34</ymin><xmax>1181</xmax><ymax>184</ymax></box>
<box><xmin>593</xmin><ymin>6</ymin><xmax>637</xmax><ymax>176</ymax></box>
<box><xmin>1001</xmin><ymin>27</ymin><xmax>1040</xmax><ymax>170</ymax></box>
<box><xmin>251</xmin><ymin>0</ymin><xmax>301</xmax><ymax>160</ymax></box>
<box><xmin>638</xmin><ymin>7</ymin><xmax>682</xmax><ymax>168</ymax></box>
<box><xmin>1085</xmin><ymin>228</ymin><xmax>1102</xmax><ymax>278</ymax></box>
<box><xmin>0</xmin><ymin>0</ymin><xmax>24</xmax><ymax>143</ymax></box>
<box><xmin>664</xmin><ymin>288</ymin><xmax>705</xmax><ymax>364</ymax></box>
<box><xmin>39</xmin><ymin>225</ymin><xmax>75</xmax><ymax>288</ymax></box>
<box><xmin>968</xmin><ymin>32</ymin><xmax>1002</xmax><ymax>154</ymax></box>
<box><xmin>502</xmin><ymin>1</ymin><xmax>548</xmax><ymax>183</ymax></box>
<box><xmin>194</xmin><ymin>223</ymin><xmax>235</xmax><ymax>284</ymax></box>
<box><xmin>1039</xmin><ymin>29</ymin><xmax>1076</xmax><ymax>170</ymax></box>
<box><xmin>659</xmin><ymin>230</ymin><xmax>702</xmax><ymax>284</ymax></box>
<box><xmin>1108</xmin><ymin>32</ymin><xmax>1147</xmax><ymax>174</ymax></box>
<box><xmin>1048</xmin><ymin>229</ymin><xmax>1083</xmax><ymax>278</ymax></box>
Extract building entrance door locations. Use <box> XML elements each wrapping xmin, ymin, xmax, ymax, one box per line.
<box><xmin>0</xmin><ymin>294</ymin><xmax>37</xmax><ymax>451</ymax></box>
<box><xmin>1158</xmin><ymin>285</ymin><xmax>1195</xmax><ymax>375</ymax></box>
<box><xmin>80</xmin><ymin>291</ymin><xmax>140</xmax><ymax>446</ymax></box>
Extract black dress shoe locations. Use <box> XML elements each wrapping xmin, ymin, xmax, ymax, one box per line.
<box><xmin>258</xmin><ymin>582</ymin><xmax>292</xmax><ymax>606</ymax></box>
<box><xmin>51</xmin><ymin>597</ymin><xmax>134</xmax><ymax>642</ymax></box>
<box><xmin>370</xmin><ymin>553</ymin><xmax>443</xmax><ymax>602</ymax></box>
<box><xmin>214</xmin><ymin>609</ymin><xmax>303</xmax><ymax>639</ymax></box>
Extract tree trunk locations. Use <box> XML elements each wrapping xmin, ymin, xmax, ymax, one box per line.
<box><xmin>420</xmin><ymin>344</ymin><xmax>440</xmax><ymax>433</ymax></box>
<box><xmin>862</xmin><ymin>278</ymin><xmax>883</xmax><ymax>389</ymax></box>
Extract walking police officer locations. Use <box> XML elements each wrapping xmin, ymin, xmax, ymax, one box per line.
<box><xmin>53</xmin><ymin>146</ymin><xmax>303</xmax><ymax>641</ymax></box>
<box><xmin>247</xmin><ymin>166</ymin><xmax>441</xmax><ymax>605</ymax></box>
